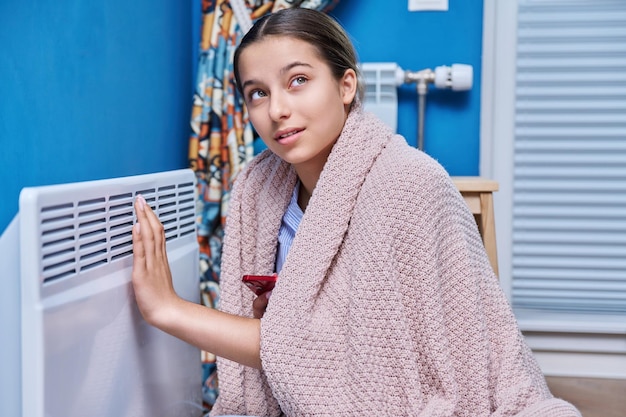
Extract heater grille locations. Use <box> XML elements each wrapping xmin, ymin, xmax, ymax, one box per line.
<box><xmin>39</xmin><ymin>180</ymin><xmax>196</xmax><ymax>284</ymax></box>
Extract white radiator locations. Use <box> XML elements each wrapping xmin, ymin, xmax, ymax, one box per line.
<box><xmin>1</xmin><ymin>169</ymin><xmax>202</xmax><ymax>417</ymax></box>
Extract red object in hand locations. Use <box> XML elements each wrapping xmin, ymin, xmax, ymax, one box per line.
<box><xmin>242</xmin><ymin>274</ymin><xmax>278</xmax><ymax>296</ymax></box>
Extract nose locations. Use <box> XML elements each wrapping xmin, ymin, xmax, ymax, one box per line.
<box><xmin>268</xmin><ymin>92</ymin><xmax>290</xmax><ymax>121</ymax></box>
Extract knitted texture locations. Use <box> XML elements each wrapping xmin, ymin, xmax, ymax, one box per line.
<box><xmin>210</xmin><ymin>109</ymin><xmax>581</xmax><ymax>417</ymax></box>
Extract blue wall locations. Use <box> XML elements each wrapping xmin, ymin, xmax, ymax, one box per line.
<box><xmin>0</xmin><ymin>1</ymin><xmax>196</xmax><ymax>234</ymax></box>
<box><xmin>0</xmin><ymin>0</ymin><xmax>483</xmax><ymax>235</ymax></box>
<box><xmin>331</xmin><ymin>0</ymin><xmax>483</xmax><ymax>176</ymax></box>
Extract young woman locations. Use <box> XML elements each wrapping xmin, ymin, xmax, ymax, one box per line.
<box><xmin>131</xmin><ymin>7</ymin><xmax>581</xmax><ymax>417</ymax></box>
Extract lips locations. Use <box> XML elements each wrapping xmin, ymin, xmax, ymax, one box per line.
<box><xmin>274</xmin><ymin>128</ymin><xmax>304</xmax><ymax>141</ymax></box>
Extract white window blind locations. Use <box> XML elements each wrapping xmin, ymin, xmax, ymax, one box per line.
<box><xmin>512</xmin><ymin>0</ymin><xmax>626</xmax><ymax>315</ymax></box>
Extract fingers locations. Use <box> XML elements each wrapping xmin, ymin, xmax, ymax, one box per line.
<box><xmin>132</xmin><ymin>220</ymin><xmax>145</xmax><ymax>273</ymax></box>
<box><xmin>132</xmin><ymin>196</ymin><xmax>151</xmax><ymax>284</ymax></box>
<box><xmin>252</xmin><ymin>291</ymin><xmax>271</xmax><ymax>319</ymax></box>
<box><xmin>131</xmin><ymin>194</ymin><xmax>176</xmax><ymax>325</ymax></box>
<box><xmin>134</xmin><ymin>194</ymin><xmax>167</xmax><ymax>265</ymax></box>
<box><xmin>141</xmin><ymin>196</ymin><xmax>166</xmax><ymax>248</ymax></box>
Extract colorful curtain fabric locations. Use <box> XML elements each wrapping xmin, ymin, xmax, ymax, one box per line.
<box><xmin>188</xmin><ymin>0</ymin><xmax>341</xmax><ymax>410</ymax></box>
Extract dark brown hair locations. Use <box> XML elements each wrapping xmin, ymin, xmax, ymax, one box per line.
<box><xmin>233</xmin><ymin>8</ymin><xmax>363</xmax><ymax>105</ymax></box>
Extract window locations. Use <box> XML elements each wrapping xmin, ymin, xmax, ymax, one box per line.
<box><xmin>481</xmin><ymin>0</ymin><xmax>626</xmax><ymax>378</ymax></box>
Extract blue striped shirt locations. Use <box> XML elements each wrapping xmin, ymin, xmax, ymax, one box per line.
<box><xmin>275</xmin><ymin>181</ymin><xmax>303</xmax><ymax>273</ymax></box>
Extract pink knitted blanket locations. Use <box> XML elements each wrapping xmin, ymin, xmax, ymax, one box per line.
<box><xmin>211</xmin><ymin>109</ymin><xmax>580</xmax><ymax>416</ymax></box>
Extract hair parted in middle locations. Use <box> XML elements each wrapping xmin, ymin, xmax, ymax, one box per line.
<box><xmin>233</xmin><ymin>7</ymin><xmax>364</xmax><ymax>106</ymax></box>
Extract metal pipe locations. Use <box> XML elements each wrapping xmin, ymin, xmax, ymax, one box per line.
<box><xmin>404</xmin><ymin>70</ymin><xmax>435</xmax><ymax>151</ymax></box>
<box><xmin>417</xmin><ymin>80</ymin><xmax>427</xmax><ymax>151</ymax></box>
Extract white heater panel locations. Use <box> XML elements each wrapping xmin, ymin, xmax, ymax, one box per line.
<box><xmin>19</xmin><ymin>169</ymin><xmax>202</xmax><ymax>417</ymax></box>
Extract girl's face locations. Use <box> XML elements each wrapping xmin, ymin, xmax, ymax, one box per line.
<box><xmin>237</xmin><ymin>36</ymin><xmax>357</xmax><ymax>176</ymax></box>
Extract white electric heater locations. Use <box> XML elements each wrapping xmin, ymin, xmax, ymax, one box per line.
<box><xmin>0</xmin><ymin>169</ymin><xmax>202</xmax><ymax>417</ymax></box>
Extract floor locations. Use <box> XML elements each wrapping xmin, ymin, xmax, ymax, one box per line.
<box><xmin>546</xmin><ymin>376</ymin><xmax>626</xmax><ymax>417</ymax></box>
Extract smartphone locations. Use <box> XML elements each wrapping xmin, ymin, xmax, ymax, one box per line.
<box><xmin>242</xmin><ymin>273</ymin><xmax>278</xmax><ymax>296</ymax></box>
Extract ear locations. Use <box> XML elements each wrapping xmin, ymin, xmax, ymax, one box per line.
<box><xmin>340</xmin><ymin>68</ymin><xmax>358</xmax><ymax>106</ymax></box>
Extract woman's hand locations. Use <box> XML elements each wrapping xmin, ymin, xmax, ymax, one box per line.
<box><xmin>131</xmin><ymin>194</ymin><xmax>263</xmax><ymax>369</ymax></box>
<box><xmin>252</xmin><ymin>291</ymin><xmax>271</xmax><ymax>319</ymax></box>
<box><xmin>131</xmin><ymin>194</ymin><xmax>181</xmax><ymax>327</ymax></box>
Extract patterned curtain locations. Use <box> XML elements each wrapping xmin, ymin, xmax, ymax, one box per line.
<box><xmin>188</xmin><ymin>0</ymin><xmax>341</xmax><ymax>409</ymax></box>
